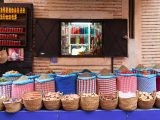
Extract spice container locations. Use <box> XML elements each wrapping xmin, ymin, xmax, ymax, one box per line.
<box><xmin>3</xmin><ymin>98</ymin><xmax>22</xmax><ymax>113</ymax></box>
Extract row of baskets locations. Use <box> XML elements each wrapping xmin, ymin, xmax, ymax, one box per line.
<box><xmin>1</xmin><ymin>73</ymin><xmax>160</xmax><ymax>99</ymax></box>
<box><xmin>1</xmin><ymin>91</ymin><xmax>160</xmax><ymax>113</ymax></box>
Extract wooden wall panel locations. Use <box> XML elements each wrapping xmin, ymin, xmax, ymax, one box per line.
<box><xmin>4</xmin><ymin>0</ymin><xmax>128</xmax><ymax>73</ymax></box>
<box><xmin>140</xmin><ymin>0</ymin><xmax>160</xmax><ymax>66</ymax></box>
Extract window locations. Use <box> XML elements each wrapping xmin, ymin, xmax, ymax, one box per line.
<box><xmin>61</xmin><ymin>22</ymin><xmax>102</xmax><ymax>56</ymax></box>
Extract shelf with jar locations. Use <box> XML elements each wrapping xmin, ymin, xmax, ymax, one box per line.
<box><xmin>0</xmin><ymin>4</ymin><xmax>29</xmax><ymax>47</ymax></box>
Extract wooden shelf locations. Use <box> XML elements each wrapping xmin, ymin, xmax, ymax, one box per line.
<box><xmin>0</xmin><ymin>32</ymin><xmax>25</xmax><ymax>34</ymax></box>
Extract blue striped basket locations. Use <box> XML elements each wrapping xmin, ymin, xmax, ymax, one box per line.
<box><xmin>137</xmin><ymin>74</ymin><xmax>156</xmax><ymax>93</ymax></box>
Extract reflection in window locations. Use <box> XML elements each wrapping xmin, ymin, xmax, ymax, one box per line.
<box><xmin>61</xmin><ymin>22</ymin><xmax>102</xmax><ymax>56</ymax></box>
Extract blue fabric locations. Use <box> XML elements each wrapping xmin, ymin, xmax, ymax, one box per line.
<box><xmin>36</xmin><ymin>78</ymin><xmax>54</xmax><ymax>83</ymax></box>
<box><xmin>3</xmin><ymin>74</ymin><xmax>22</xmax><ymax>77</ymax></box>
<box><xmin>97</xmin><ymin>75</ymin><xmax>116</xmax><ymax>79</ymax></box>
<box><xmin>118</xmin><ymin>74</ymin><xmax>136</xmax><ymax>77</ymax></box>
<box><xmin>28</xmin><ymin>75</ymin><xmax>40</xmax><ymax>79</ymax></box>
<box><xmin>137</xmin><ymin>75</ymin><xmax>156</xmax><ymax>93</ymax></box>
<box><xmin>13</xmin><ymin>79</ymin><xmax>34</xmax><ymax>85</ymax></box>
<box><xmin>0</xmin><ymin>81</ymin><xmax>12</xmax><ymax>85</ymax></box>
<box><xmin>78</xmin><ymin>76</ymin><xmax>96</xmax><ymax>80</ymax></box>
<box><xmin>48</xmin><ymin>74</ymin><xmax>55</xmax><ymax>78</ymax></box>
<box><xmin>137</xmin><ymin>74</ymin><xmax>156</xmax><ymax>78</ymax></box>
<box><xmin>56</xmin><ymin>74</ymin><xmax>77</xmax><ymax>94</ymax></box>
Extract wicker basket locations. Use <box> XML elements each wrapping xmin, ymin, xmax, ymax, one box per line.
<box><xmin>119</xmin><ymin>96</ymin><xmax>138</xmax><ymax>111</ymax></box>
<box><xmin>43</xmin><ymin>92</ymin><xmax>61</xmax><ymax>110</ymax></box>
<box><xmin>3</xmin><ymin>99</ymin><xmax>22</xmax><ymax>113</ymax></box>
<box><xmin>80</xmin><ymin>94</ymin><xmax>99</xmax><ymax>111</ymax></box>
<box><xmin>0</xmin><ymin>97</ymin><xmax>8</xmax><ymax>111</ymax></box>
<box><xmin>138</xmin><ymin>92</ymin><xmax>156</xmax><ymax>109</ymax></box>
<box><xmin>23</xmin><ymin>91</ymin><xmax>42</xmax><ymax>111</ymax></box>
<box><xmin>43</xmin><ymin>99</ymin><xmax>61</xmax><ymax>110</ymax></box>
<box><xmin>100</xmin><ymin>93</ymin><xmax>118</xmax><ymax>110</ymax></box>
<box><xmin>61</xmin><ymin>94</ymin><xmax>79</xmax><ymax>111</ymax></box>
<box><xmin>155</xmin><ymin>97</ymin><xmax>160</xmax><ymax>108</ymax></box>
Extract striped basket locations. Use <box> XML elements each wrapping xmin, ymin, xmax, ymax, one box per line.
<box><xmin>0</xmin><ymin>81</ymin><xmax>12</xmax><ymax>98</ymax></box>
<box><xmin>97</xmin><ymin>75</ymin><xmax>116</xmax><ymax>96</ymax></box>
<box><xmin>117</xmin><ymin>74</ymin><xmax>137</xmax><ymax>93</ymax></box>
<box><xmin>3</xmin><ymin>74</ymin><xmax>22</xmax><ymax>81</ymax></box>
<box><xmin>77</xmin><ymin>76</ymin><xmax>96</xmax><ymax>94</ymax></box>
<box><xmin>137</xmin><ymin>74</ymin><xmax>156</xmax><ymax>93</ymax></box>
<box><xmin>35</xmin><ymin>78</ymin><xmax>55</xmax><ymax>93</ymax></box>
<box><xmin>157</xmin><ymin>74</ymin><xmax>160</xmax><ymax>91</ymax></box>
<box><xmin>12</xmin><ymin>79</ymin><xmax>34</xmax><ymax>99</ymax></box>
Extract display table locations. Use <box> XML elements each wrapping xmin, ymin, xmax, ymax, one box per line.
<box><xmin>0</xmin><ymin>109</ymin><xmax>160</xmax><ymax>120</ymax></box>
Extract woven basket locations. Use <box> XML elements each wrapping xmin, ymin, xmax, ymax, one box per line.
<box><xmin>0</xmin><ymin>81</ymin><xmax>12</xmax><ymax>98</ymax></box>
<box><xmin>155</xmin><ymin>97</ymin><xmax>160</xmax><ymax>108</ymax></box>
<box><xmin>43</xmin><ymin>92</ymin><xmax>61</xmax><ymax>110</ymax></box>
<box><xmin>119</xmin><ymin>96</ymin><xmax>137</xmax><ymax>111</ymax></box>
<box><xmin>156</xmin><ymin>76</ymin><xmax>160</xmax><ymax>91</ymax></box>
<box><xmin>100</xmin><ymin>93</ymin><xmax>118</xmax><ymax>110</ymax></box>
<box><xmin>43</xmin><ymin>99</ymin><xmax>61</xmax><ymax>110</ymax></box>
<box><xmin>3</xmin><ymin>99</ymin><xmax>22</xmax><ymax>113</ymax></box>
<box><xmin>61</xmin><ymin>94</ymin><xmax>80</xmax><ymax>111</ymax></box>
<box><xmin>97</xmin><ymin>75</ymin><xmax>116</xmax><ymax>96</ymax></box>
<box><xmin>137</xmin><ymin>74</ymin><xmax>156</xmax><ymax>93</ymax></box>
<box><xmin>117</xmin><ymin>74</ymin><xmax>137</xmax><ymax>93</ymax></box>
<box><xmin>80</xmin><ymin>94</ymin><xmax>99</xmax><ymax>111</ymax></box>
<box><xmin>23</xmin><ymin>91</ymin><xmax>42</xmax><ymax>111</ymax></box>
<box><xmin>77</xmin><ymin>76</ymin><xmax>97</xmax><ymax>94</ymax></box>
<box><xmin>0</xmin><ymin>97</ymin><xmax>8</xmax><ymax>111</ymax></box>
<box><xmin>12</xmin><ymin>81</ymin><xmax>34</xmax><ymax>99</ymax></box>
<box><xmin>138</xmin><ymin>92</ymin><xmax>156</xmax><ymax>109</ymax></box>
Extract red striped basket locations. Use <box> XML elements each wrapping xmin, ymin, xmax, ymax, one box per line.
<box><xmin>0</xmin><ymin>81</ymin><xmax>12</xmax><ymax>98</ymax></box>
<box><xmin>117</xmin><ymin>74</ymin><xmax>137</xmax><ymax>93</ymax></box>
<box><xmin>12</xmin><ymin>80</ymin><xmax>34</xmax><ymax>99</ymax></box>
<box><xmin>156</xmin><ymin>74</ymin><xmax>160</xmax><ymax>91</ymax></box>
<box><xmin>35</xmin><ymin>78</ymin><xmax>55</xmax><ymax>93</ymax></box>
<box><xmin>97</xmin><ymin>75</ymin><xmax>116</xmax><ymax>96</ymax></box>
<box><xmin>77</xmin><ymin>76</ymin><xmax>96</xmax><ymax>94</ymax></box>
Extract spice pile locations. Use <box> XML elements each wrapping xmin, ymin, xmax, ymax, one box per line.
<box><xmin>14</xmin><ymin>76</ymin><xmax>28</xmax><ymax>82</ymax></box>
<box><xmin>81</xmin><ymin>93</ymin><xmax>98</xmax><ymax>97</ymax></box>
<box><xmin>43</xmin><ymin>92</ymin><xmax>62</xmax><ymax>101</ymax></box>
<box><xmin>61</xmin><ymin>94</ymin><xmax>79</xmax><ymax>101</ymax></box>
<box><xmin>0</xmin><ymin>77</ymin><xmax>7</xmax><ymax>82</ymax></box>
<box><xmin>156</xmin><ymin>91</ymin><xmax>160</xmax><ymax>98</ymax></box>
<box><xmin>3</xmin><ymin>98</ymin><xmax>21</xmax><ymax>103</ymax></box>
<box><xmin>5</xmin><ymin>70</ymin><xmax>19</xmax><ymax>74</ymax></box>
<box><xmin>100</xmin><ymin>93</ymin><xmax>116</xmax><ymax>100</ymax></box>
<box><xmin>139</xmin><ymin>92</ymin><xmax>153</xmax><ymax>101</ymax></box>
<box><xmin>39</xmin><ymin>74</ymin><xmax>50</xmax><ymax>80</ymax></box>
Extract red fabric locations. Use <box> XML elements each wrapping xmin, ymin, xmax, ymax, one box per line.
<box><xmin>117</xmin><ymin>76</ymin><xmax>137</xmax><ymax>93</ymax></box>
<box><xmin>77</xmin><ymin>78</ymin><xmax>96</xmax><ymax>94</ymax></box>
<box><xmin>0</xmin><ymin>85</ymin><xmax>11</xmax><ymax>98</ymax></box>
<box><xmin>156</xmin><ymin>76</ymin><xmax>160</xmax><ymax>91</ymax></box>
<box><xmin>35</xmin><ymin>81</ymin><xmax>55</xmax><ymax>93</ymax></box>
<box><xmin>12</xmin><ymin>83</ymin><xmax>34</xmax><ymax>98</ymax></box>
<box><xmin>97</xmin><ymin>78</ymin><xmax>116</xmax><ymax>96</ymax></box>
